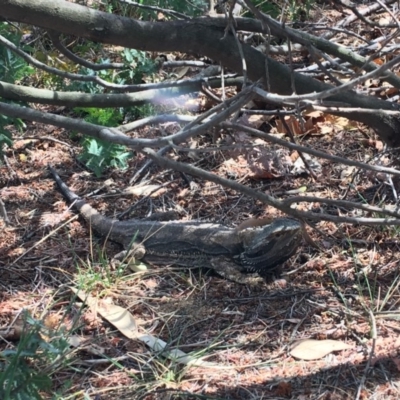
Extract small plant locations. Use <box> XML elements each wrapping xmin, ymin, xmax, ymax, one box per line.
<box><xmin>78</xmin><ymin>135</ymin><xmax>132</xmax><ymax>177</ymax></box>
<box><xmin>74</xmin><ymin>106</ymin><xmax>123</xmax><ymax>127</ymax></box>
<box><xmin>244</xmin><ymin>0</ymin><xmax>280</xmax><ymax>18</ymax></box>
<box><xmin>68</xmin><ymin>49</ymin><xmax>157</xmax><ymax>92</ymax></box>
<box><xmin>76</xmin><ymin>249</ymin><xmax>130</xmax><ymax>291</ymax></box>
<box><xmin>70</xmin><ymin>48</ymin><xmax>158</xmax><ymax>175</ymax></box>
<box><xmin>121</xmin><ymin>48</ymin><xmax>157</xmax><ymax>84</ymax></box>
<box><xmin>0</xmin><ymin>23</ymin><xmax>35</xmax><ymax>84</ymax></box>
<box><xmin>287</xmin><ymin>0</ymin><xmax>315</xmax><ymax>21</ymax></box>
<box><xmin>0</xmin><ymin>113</ymin><xmax>18</xmax><ymax>155</ymax></box>
<box><xmin>0</xmin><ymin>313</ymin><xmax>69</xmax><ymax>400</ymax></box>
<box><xmin>74</xmin><ymin>106</ymin><xmax>132</xmax><ymax>176</ymax></box>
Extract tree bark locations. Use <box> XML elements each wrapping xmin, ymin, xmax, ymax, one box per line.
<box><xmin>1</xmin><ymin>0</ymin><xmax>400</xmax><ymax>145</ymax></box>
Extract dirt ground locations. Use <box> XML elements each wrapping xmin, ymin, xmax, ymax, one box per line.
<box><xmin>2</xmin><ymin>111</ymin><xmax>400</xmax><ymax>400</ymax></box>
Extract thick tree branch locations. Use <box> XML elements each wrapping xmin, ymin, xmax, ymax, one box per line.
<box><xmin>0</xmin><ymin>89</ymin><xmax>252</xmax><ymax>148</ymax></box>
<box><xmin>2</xmin><ymin>0</ymin><xmax>400</xmax><ymax>145</ymax></box>
<box><xmin>0</xmin><ymin>77</ymin><xmax>243</xmax><ymax>107</ymax></box>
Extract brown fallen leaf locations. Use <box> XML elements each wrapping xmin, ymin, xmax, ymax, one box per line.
<box><xmin>71</xmin><ymin>288</ymin><xmax>222</xmax><ymax>368</ymax></box>
<box><xmin>290</xmin><ymin>339</ymin><xmax>352</xmax><ymax>360</ymax></box>
<box><xmin>123</xmin><ymin>184</ymin><xmax>166</xmax><ymax>197</ymax></box>
<box><xmin>68</xmin><ymin>335</ymin><xmax>106</xmax><ymax>356</ymax></box>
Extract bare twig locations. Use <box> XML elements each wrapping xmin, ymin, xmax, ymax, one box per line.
<box><xmin>242</xmin><ymin>0</ymin><xmax>400</xmax><ymax>89</ymax></box>
<box><xmin>0</xmin><ymin>33</ymin><xmax>126</xmax><ymax>90</ymax></box>
<box><xmin>278</xmin><ymin>113</ymin><xmax>318</xmax><ymax>180</ymax></box>
<box><xmin>252</xmin><ymin>54</ymin><xmax>400</xmax><ymax>104</ymax></box>
<box><xmin>0</xmin><ymin>88</ymin><xmax>254</xmax><ymax>149</ymax></box>
<box><xmin>120</xmin><ymin>114</ymin><xmax>196</xmax><ymax>132</ymax></box>
<box><xmin>8</xmin><ymin>215</ymin><xmax>79</xmax><ymax>267</ymax></box>
<box><xmin>0</xmin><ymin>32</ymin><xmax>242</xmax><ymax>93</ymax></box>
<box><xmin>142</xmin><ymin>147</ymin><xmax>400</xmax><ymax>225</ymax></box>
<box><xmin>47</xmin><ymin>30</ymin><xmax>124</xmax><ymax>70</ymax></box>
<box><xmin>22</xmin><ymin>136</ymin><xmax>72</xmax><ymax>147</ymax></box>
<box><xmin>0</xmin><ymin>198</ymin><xmax>10</xmax><ymax>226</ymax></box>
<box><xmin>328</xmin><ymin>0</ymin><xmax>398</xmax><ymax>34</ymax></box>
<box><xmin>225</xmin><ymin>122</ymin><xmax>400</xmax><ymax>179</ymax></box>
<box><xmin>201</xmin><ymin>85</ymin><xmax>223</xmax><ymax>103</ymax></box>
<box><xmin>338</xmin><ymin>0</ymin><xmax>398</xmax><ymax>29</ymax></box>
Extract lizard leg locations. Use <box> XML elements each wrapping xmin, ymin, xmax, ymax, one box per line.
<box><xmin>210</xmin><ymin>256</ymin><xmax>264</xmax><ymax>284</ymax></box>
<box><xmin>114</xmin><ymin>243</ymin><xmax>146</xmax><ymax>261</ymax></box>
<box><xmin>113</xmin><ymin>243</ymin><xmax>147</xmax><ymax>272</ymax></box>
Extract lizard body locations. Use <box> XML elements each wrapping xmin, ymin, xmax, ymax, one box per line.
<box><xmin>49</xmin><ymin>166</ymin><xmax>302</xmax><ymax>283</ymax></box>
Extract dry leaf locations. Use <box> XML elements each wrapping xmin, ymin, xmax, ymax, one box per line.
<box><xmin>340</xmin><ymin>166</ymin><xmax>356</xmax><ymax>181</ymax></box>
<box><xmin>247</xmin><ymin>114</ymin><xmax>272</xmax><ymax>129</ymax></box>
<box><xmin>68</xmin><ymin>335</ymin><xmax>106</xmax><ymax>356</ymax></box>
<box><xmin>305</xmin><ymin>110</ymin><xmax>323</xmax><ymax>118</ymax></box>
<box><xmin>378</xmin><ymin>18</ymin><xmax>391</xmax><ymax>27</ymax></box>
<box><xmin>124</xmin><ymin>184</ymin><xmax>165</xmax><ymax>197</ymax></box>
<box><xmin>290</xmin><ymin>339</ymin><xmax>352</xmax><ymax>360</ymax></box>
<box><xmin>361</xmin><ymin>139</ymin><xmax>384</xmax><ymax>151</ymax></box>
<box><xmin>275</xmin><ymin>116</ymin><xmax>302</xmax><ymax>135</ymax></box>
<box><xmin>221</xmin><ymin>143</ymin><xmax>293</xmax><ymax>179</ymax></box>
<box><xmin>175</xmin><ymin>66</ymin><xmax>190</xmax><ymax>79</ymax></box>
<box><xmin>304</xmin><ymin>117</ymin><xmax>318</xmax><ymax>133</ymax></box>
<box><xmin>71</xmin><ymin>288</ymin><xmax>221</xmax><ymax>368</ymax></box>
<box><xmin>291</xmin><ymin>154</ymin><xmax>321</xmax><ymax>175</ymax></box>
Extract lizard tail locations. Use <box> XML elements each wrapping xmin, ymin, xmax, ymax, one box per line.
<box><xmin>48</xmin><ymin>165</ymin><xmax>118</xmax><ymax>236</ymax></box>
<box><xmin>49</xmin><ymin>165</ymin><xmax>81</xmax><ymax>203</ymax></box>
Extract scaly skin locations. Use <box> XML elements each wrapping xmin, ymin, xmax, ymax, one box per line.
<box><xmin>49</xmin><ymin>166</ymin><xmax>302</xmax><ymax>283</ymax></box>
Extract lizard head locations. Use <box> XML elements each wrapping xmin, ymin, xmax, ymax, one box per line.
<box><xmin>238</xmin><ymin>218</ymin><xmax>303</xmax><ymax>274</ymax></box>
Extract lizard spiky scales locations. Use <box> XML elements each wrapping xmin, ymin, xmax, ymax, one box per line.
<box><xmin>49</xmin><ymin>166</ymin><xmax>302</xmax><ymax>283</ymax></box>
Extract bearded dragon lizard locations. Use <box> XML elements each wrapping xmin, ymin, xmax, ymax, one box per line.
<box><xmin>49</xmin><ymin>166</ymin><xmax>302</xmax><ymax>283</ymax></box>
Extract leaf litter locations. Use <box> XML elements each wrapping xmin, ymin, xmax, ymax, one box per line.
<box><xmin>3</xmin><ymin>10</ymin><xmax>400</xmax><ymax>400</ymax></box>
